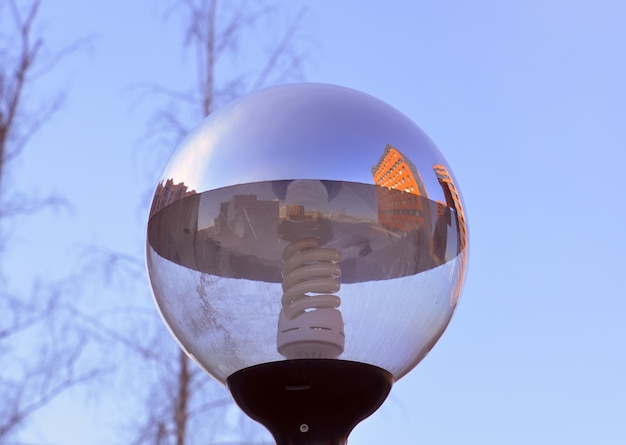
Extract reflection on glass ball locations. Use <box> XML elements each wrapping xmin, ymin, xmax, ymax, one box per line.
<box><xmin>146</xmin><ymin>83</ymin><xmax>468</xmax><ymax>385</ymax></box>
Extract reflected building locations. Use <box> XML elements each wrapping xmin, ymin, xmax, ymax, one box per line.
<box><xmin>147</xmin><ymin>176</ymin><xmax>462</xmax><ymax>285</ymax></box>
<box><xmin>433</xmin><ymin>165</ymin><xmax>467</xmax><ymax>250</ymax></box>
<box><xmin>147</xmin><ymin>182</ymin><xmax>201</xmax><ymax>270</ymax></box>
<box><xmin>150</xmin><ymin>178</ymin><xmax>197</xmax><ymax>216</ymax></box>
<box><xmin>216</xmin><ymin>194</ymin><xmax>280</xmax><ymax>242</ymax></box>
<box><xmin>371</xmin><ymin>144</ymin><xmax>431</xmax><ymax>232</ymax></box>
<box><xmin>371</xmin><ymin>144</ymin><xmax>442</xmax><ymax>275</ymax></box>
<box><xmin>281</xmin><ymin>204</ymin><xmax>306</xmax><ymax>221</ymax></box>
<box><xmin>433</xmin><ymin>164</ymin><xmax>468</xmax><ymax>304</ymax></box>
<box><xmin>371</xmin><ymin>145</ymin><xmax>467</xmax><ymax>287</ymax></box>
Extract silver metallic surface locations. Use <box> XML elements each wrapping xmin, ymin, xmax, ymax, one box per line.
<box><xmin>152</xmin><ymin>83</ymin><xmax>458</xmax><ymax>208</ymax></box>
<box><xmin>146</xmin><ymin>83</ymin><xmax>468</xmax><ymax>383</ymax></box>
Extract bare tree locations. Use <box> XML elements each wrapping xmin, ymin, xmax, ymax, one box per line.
<box><xmin>0</xmin><ymin>0</ymin><xmax>86</xmax><ymax>220</ymax></box>
<box><xmin>0</xmin><ymin>0</ymin><xmax>97</xmax><ymax>441</ymax></box>
<box><xmin>0</xmin><ymin>281</ymin><xmax>100</xmax><ymax>441</ymax></box>
<box><xmin>135</xmin><ymin>0</ymin><xmax>309</xmax><ymax>176</ymax></box>
<box><xmin>0</xmin><ymin>0</ymin><xmax>45</xmax><ymax>199</ymax></box>
<box><xmin>113</xmin><ymin>1</ymin><xmax>311</xmax><ymax>444</ymax></box>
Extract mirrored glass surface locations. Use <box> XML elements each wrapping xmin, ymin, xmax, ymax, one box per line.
<box><xmin>146</xmin><ymin>83</ymin><xmax>468</xmax><ymax>383</ymax></box>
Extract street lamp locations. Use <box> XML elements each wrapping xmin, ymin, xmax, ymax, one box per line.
<box><xmin>146</xmin><ymin>83</ymin><xmax>468</xmax><ymax>445</ymax></box>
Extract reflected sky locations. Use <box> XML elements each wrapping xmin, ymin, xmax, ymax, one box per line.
<box><xmin>156</xmin><ymin>83</ymin><xmax>459</xmax><ymax>208</ymax></box>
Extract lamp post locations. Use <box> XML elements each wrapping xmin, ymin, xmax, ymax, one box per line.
<box><xmin>146</xmin><ymin>83</ymin><xmax>468</xmax><ymax>445</ymax></box>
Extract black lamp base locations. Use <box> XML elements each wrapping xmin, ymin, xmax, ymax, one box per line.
<box><xmin>227</xmin><ymin>359</ymin><xmax>394</xmax><ymax>445</ymax></box>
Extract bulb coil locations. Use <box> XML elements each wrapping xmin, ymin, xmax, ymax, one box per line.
<box><xmin>277</xmin><ymin>237</ymin><xmax>345</xmax><ymax>359</ymax></box>
<box><xmin>281</xmin><ymin>238</ymin><xmax>341</xmax><ymax>319</ymax></box>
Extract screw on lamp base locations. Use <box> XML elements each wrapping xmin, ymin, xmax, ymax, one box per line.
<box><xmin>227</xmin><ymin>359</ymin><xmax>393</xmax><ymax>445</ymax></box>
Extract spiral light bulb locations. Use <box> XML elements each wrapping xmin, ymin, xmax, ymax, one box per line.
<box><xmin>276</xmin><ymin>180</ymin><xmax>346</xmax><ymax>359</ymax></box>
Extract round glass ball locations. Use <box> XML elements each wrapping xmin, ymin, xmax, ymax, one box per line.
<box><xmin>146</xmin><ymin>83</ymin><xmax>468</xmax><ymax>384</ymax></box>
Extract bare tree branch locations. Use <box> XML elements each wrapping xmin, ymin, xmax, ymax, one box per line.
<box><xmin>0</xmin><ymin>279</ymin><xmax>105</xmax><ymax>441</ymax></box>
<box><xmin>0</xmin><ymin>347</ymin><xmax>102</xmax><ymax>439</ymax></box>
<box><xmin>251</xmin><ymin>7</ymin><xmax>308</xmax><ymax>90</ymax></box>
<box><xmin>0</xmin><ymin>281</ymin><xmax>57</xmax><ymax>341</ymax></box>
<box><xmin>0</xmin><ymin>0</ymin><xmax>90</xmax><ymax>217</ymax></box>
<box><xmin>67</xmin><ymin>304</ymin><xmax>166</xmax><ymax>365</ymax></box>
<box><xmin>0</xmin><ymin>0</ymin><xmax>43</xmax><ymax>187</ymax></box>
<box><xmin>0</xmin><ymin>1</ymin><xmax>97</xmax><ymax>441</ymax></box>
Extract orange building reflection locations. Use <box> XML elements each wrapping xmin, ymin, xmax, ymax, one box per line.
<box><xmin>372</xmin><ymin>145</ymin><xmax>468</xmax><ymax>303</ymax></box>
<box><xmin>433</xmin><ymin>164</ymin><xmax>467</xmax><ymax>253</ymax></box>
<box><xmin>433</xmin><ymin>164</ymin><xmax>468</xmax><ymax>304</ymax></box>
<box><xmin>371</xmin><ymin>144</ymin><xmax>430</xmax><ymax>231</ymax></box>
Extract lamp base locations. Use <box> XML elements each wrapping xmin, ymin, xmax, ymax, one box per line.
<box><xmin>227</xmin><ymin>359</ymin><xmax>393</xmax><ymax>445</ymax></box>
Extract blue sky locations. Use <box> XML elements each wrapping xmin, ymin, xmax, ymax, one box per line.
<box><xmin>7</xmin><ymin>0</ymin><xmax>626</xmax><ymax>444</ymax></box>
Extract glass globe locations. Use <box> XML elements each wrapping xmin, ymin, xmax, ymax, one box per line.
<box><xmin>146</xmin><ymin>83</ymin><xmax>468</xmax><ymax>444</ymax></box>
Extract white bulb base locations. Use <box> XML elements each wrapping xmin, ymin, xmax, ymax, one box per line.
<box><xmin>277</xmin><ymin>308</ymin><xmax>345</xmax><ymax>359</ymax></box>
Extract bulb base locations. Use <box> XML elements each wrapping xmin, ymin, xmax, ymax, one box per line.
<box><xmin>227</xmin><ymin>359</ymin><xmax>393</xmax><ymax>445</ymax></box>
<box><xmin>277</xmin><ymin>308</ymin><xmax>345</xmax><ymax>359</ymax></box>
